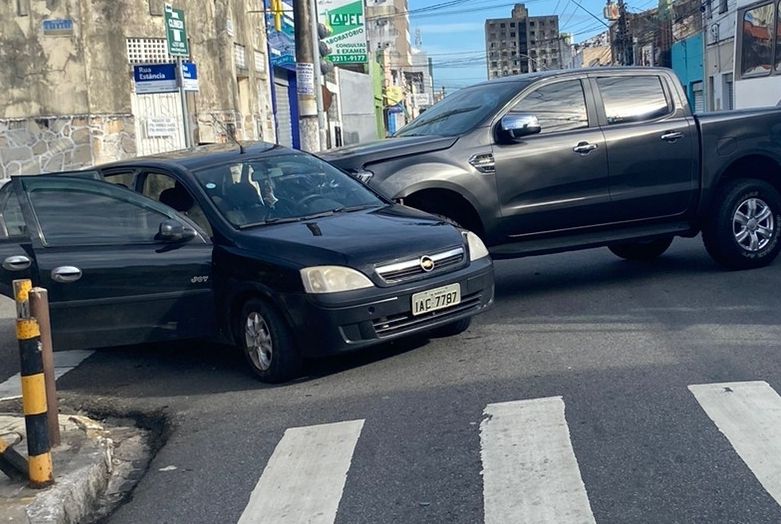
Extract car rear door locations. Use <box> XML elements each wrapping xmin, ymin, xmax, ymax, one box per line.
<box><xmin>591</xmin><ymin>73</ymin><xmax>698</xmax><ymax>221</ymax></box>
<box><xmin>16</xmin><ymin>175</ymin><xmax>215</xmax><ymax>350</ymax></box>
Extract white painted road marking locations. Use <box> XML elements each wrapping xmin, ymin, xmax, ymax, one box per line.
<box><xmin>480</xmin><ymin>397</ymin><xmax>596</xmax><ymax>524</ymax></box>
<box><xmin>690</xmin><ymin>381</ymin><xmax>781</xmax><ymax>507</ymax></box>
<box><xmin>237</xmin><ymin>419</ymin><xmax>365</xmax><ymax>524</ymax></box>
<box><xmin>0</xmin><ymin>349</ymin><xmax>94</xmax><ymax>401</ymax></box>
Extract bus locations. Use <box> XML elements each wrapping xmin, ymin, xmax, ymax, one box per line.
<box><xmin>734</xmin><ymin>0</ymin><xmax>781</xmax><ymax>107</ymax></box>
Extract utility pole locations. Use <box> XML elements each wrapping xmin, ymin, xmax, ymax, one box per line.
<box><xmin>617</xmin><ymin>0</ymin><xmax>632</xmax><ymax>65</ymax></box>
<box><xmin>293</xmin><ymin>0</ymin><xmax>319</xmax><ymax>152</ymax></box>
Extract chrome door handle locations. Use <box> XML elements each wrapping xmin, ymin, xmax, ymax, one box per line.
<box><xmin>661</xmin><ymin>131</ymin><xmax>683</xmax><ymax>142</ymax></box>
<box><xmin>2</xmin><ymin>255</ymin><xmax>31</xmax><ymax>272</ymax></box>
<box><xmin>573</xmin><ymin>142</ymin><xmax>598</xmax><ymax>155</ymax></box>
<box><xmin>51</xmin><ymin>266</ymin><xmax>82</xmax><ymax>283</ymax></box>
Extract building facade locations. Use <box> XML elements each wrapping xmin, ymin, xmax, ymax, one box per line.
<box><xmin>485</xmin><ymin>3</ymin><xmax>567</xmax><ymax>78</ymax></box>
<box><xmin>0</xmin><ymin>0</ymin><xmax>274</xmax><ymax>177</ymax></box>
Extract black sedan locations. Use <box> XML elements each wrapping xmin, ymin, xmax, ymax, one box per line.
<box><xmin>0</xmin><ymin>143</ymin><xmax>494</xmax><ymax>382</ymax></box>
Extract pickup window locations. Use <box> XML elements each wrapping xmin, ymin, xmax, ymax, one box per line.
<box><xmin>510</xmin><ymin>80</ymin><xmax>588</xmax><ymax>134</ymax></box>
<box><xmin>596</xmin><ymin>76</ymin><xmax>670</xmax><ymax>125</ymax></box>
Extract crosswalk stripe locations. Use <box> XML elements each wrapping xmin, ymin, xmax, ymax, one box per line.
<box><xmin>480</xmin><ymin>397</ymin><xmax>596</xmax><ymax>524</ymax></box>
<box><xmin>0</xmin><ymin>349</ymin><xmax>93</xmax><ymax>401</ymax></box>
<box><xmin>237</xmin><ymin>419</ymin><xmax>365</xmax><ymax>524</ymax></box>
<box><xmin>690</xmin><ymin>381</ymin><xmax>781</xmax><ymax>507</ymax></box>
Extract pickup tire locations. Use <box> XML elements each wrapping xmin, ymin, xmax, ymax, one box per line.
<box><xmin>703</xmin><ymin>179</ymin><xmax>781</xmax><ymax>270</ymax></box>
<box><xmin>238</xmin><ymin>298</ymin><xmax>302</xmax><ymax>383</ymax></box>
<box><xmin>429</xmin><ymin>317</ymin><xmax>471</xmax><ymax>338</ymax></box>
<box><xmin>609</xmin><ymin>237</ymin><xmax>673</xmax><ymax>260</ymax></box>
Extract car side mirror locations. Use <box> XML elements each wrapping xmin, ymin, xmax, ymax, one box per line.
<box><xmin>501</xmin><ymin>113</ymin><xmax>541</xmax><ymax>139</ymax></box>
<box><xmin>157</xmin><ymin>219</ymin><xmax>196</xmax><ymax>243</ymax></box>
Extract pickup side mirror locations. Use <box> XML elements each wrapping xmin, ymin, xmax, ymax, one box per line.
<box><xmin>157</xmin><ymin>219</ymin><xmax>196</xmax><ymax>243</ymax></box>
<box><xmin>501</xmin><ymin>113</ymin><xmax>542</xmax><ymax>139</ymax></box>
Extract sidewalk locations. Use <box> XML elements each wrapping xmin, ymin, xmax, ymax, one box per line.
<box><xmin>1</xmin><ymin>412</ymin><xmax>151</xmax><ymax>524</ymax></box>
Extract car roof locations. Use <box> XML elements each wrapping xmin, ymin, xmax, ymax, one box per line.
<box><xmin>470</xmin><ymin>66</ymin><xmax>673</xmax><ymax>88</ymax></box>
<box><xmin>95</xmin><ymin>141</ymin><xmax>283</xmax><ymax>172</ymax></box>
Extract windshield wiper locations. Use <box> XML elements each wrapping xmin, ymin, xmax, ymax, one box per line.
<box><xmin>331</xmin><ymin>204</ymin><xmax>384</xmax><ymax>213</ymax></box>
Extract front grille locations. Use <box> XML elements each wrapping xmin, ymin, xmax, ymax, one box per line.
<box><xmin>372</xmin><ymin>294</ymin><xmax>482</xmax><ymax>338</ymax></box>
<box><xmin>375</xmin><ymin>247</ymin><xmax>465</xmax><ymax>283</ymax></box>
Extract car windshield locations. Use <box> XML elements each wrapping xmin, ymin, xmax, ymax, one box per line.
<box><xmin>395</xmin><ymin>81</ymin><xmax>525</xmax><ymax>137</ymax></box>
<box><xmin>193</xmin><ymin>152</ymin><xmax>384</xmax><ymax>228</ymax></box>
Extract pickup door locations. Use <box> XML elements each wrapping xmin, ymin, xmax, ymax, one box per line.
<box><xmin>0</xmin><ymin>176</ymin><xmax>214</xmax><ymax>350</ymax></box>
<box><xmin>591</xmin><ymin>73</ymin><xmax>699</xmax><ymax>221</ymax></box>
<box><xmin>492</xmin><ymin>78</ymin><xmax>611</xmax><ymax>237</ymax></box>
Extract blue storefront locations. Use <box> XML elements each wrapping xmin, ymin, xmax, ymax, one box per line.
<box><xmin>671</xmin><ymin>33</ymin><xmax>705</xmax><ymax>112</ymax></box>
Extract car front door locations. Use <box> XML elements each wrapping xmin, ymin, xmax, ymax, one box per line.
<box><xmin>15</xmin><ymin>175</ymin><xmax>215</xmax><ymax>350</ymax></box>
<box><xmin>0</xmin><ymin>182</ymin><xmax>35</xmax><ymax>297</ymax></box>
<box><xmin>592</xmin><ymin>73</ymin><xmax>698</xmax><ymax>221</ymax></box>
<box><xmin>492</xmin><ymin>78</ymin><xmax>611</xmax><ymax>238</ymax></box>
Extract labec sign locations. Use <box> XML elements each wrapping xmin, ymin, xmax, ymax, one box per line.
<box><xmin>317</xmin><ymin>0</ymin><xmax>367</xmax><ymax>64</ymax></box>
<box><xmin>164</xmin><ymin>3</ymin><xmax>189</xmax><ymax>56</ymax></box>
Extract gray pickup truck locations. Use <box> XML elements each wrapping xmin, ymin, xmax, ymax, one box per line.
<box><xmin>324</xmin><ymin>67</ymin><xmax>781</xmax><ymax>270</ymax></box>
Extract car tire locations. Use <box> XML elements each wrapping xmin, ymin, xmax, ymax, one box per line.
<box><xmin>429</xmin><ymin>317</ymin><xmax>471</xmax><ymax>338</ymax></box>
<box><xmin>239</xmin><ymin>298</ymin><xmax>301</xmax><ymax>383</ymax></box>
<box><xmin>702</xmin><ymin>179</ymin><xmax>781</xmax><ymax>270</ymax></box>
<box><xmin>608</xmin><ymin>237</ymin><xmax>673</xmax><ymax>261</ymax></box>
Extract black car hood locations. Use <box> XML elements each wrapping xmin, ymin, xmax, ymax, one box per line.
<box><xmin>322</xmin><ymin>135</ymin><xmax>458</xmax><ymax>170</ymax></box>
<box><xmin>234</xmin><ymin>205</ymin><xmax>465</xmax><ymax>274</ymax></box>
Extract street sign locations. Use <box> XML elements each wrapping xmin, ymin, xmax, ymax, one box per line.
<box><xmin>164</xmin><ymin>3</ymin><xmax>189</xmax><ymax>57</ymax></box>
<box><xmin>133</xmin><ymin>64</ymin><xmax>178</xmax><ymax>94</ymax></box>
<box><xmin>318</xmin><ymin>0</ymin><xmax>368</xmax><ymax>64</ymax></box>
<box><xmin>181</xmin><ymin>62</ymin><xmax>199</xmax><ymax>91</ymax></box>
<box><xmin>42</xmin><ymin>19</ymin><xmax>74</xmax><ymax>36</ymax></box>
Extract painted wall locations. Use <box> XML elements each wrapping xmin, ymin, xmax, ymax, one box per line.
<box><xmin>338</xmin><ymin>68</ymin><xmax>378</xmax><ymax>146</ymax></box>
<box><xmin>672</xmin><ymin>33</ymin><xmax>704</xmax><ymax>108</ymax></box>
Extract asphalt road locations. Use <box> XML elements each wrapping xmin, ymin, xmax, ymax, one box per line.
<box><xmin>4</xmin><ymin>236</ymin><xmax>781</xmax><ymax>523</ymax></box>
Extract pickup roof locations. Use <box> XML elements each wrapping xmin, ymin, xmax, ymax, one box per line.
<box><xmin>324</xmin><ymin>67</ymin><xmax>781</xmax><ymax>270</ymax></box>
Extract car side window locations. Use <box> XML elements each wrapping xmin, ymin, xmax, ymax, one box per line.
<box><xmin>103</xmin><ymin>170</ymin><xmax>137</xmax><ymax>190</ymax></box>
<box><xmin>142</xmin><ymin>172</ymin><xmax>213</xmax><ymax>238</ymax></box>
<box><xmin>0</xmin><ymin>186</ymin><xmax>26</xmax><ymax>239</ymax></box>
<box><xmin>596</xmin><ymin>76</ymin><xmax>670</xmax><ymax>125</ymax></box>
<box><xmin>23</xmin><ymin>178</ymin><xmax>174</xmax><ymax>247</ymax></box>
<box><xmin>510</xmin><ymin>80</ymin><xmax>589</xmax><ymax>134</ymax></box>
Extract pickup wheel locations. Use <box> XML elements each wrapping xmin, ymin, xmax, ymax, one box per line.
<box><xmin>703</xmin><ymin>179</ymin><xmax>781</xmax><ymax>270</ymax></box>
<box><xmin>429</xmin><ymin>317</ymin><xmax>471</xmax><ymax>338</ymax></box>
<box><xmin>608</xmin><ymin>237</ymin><xmax>673</xmax><ymax>260</ymax></box>
<box><xmin>238</xmin><ymin>298</ymin><xmax>301</xmax><ymax>383</ymax></box>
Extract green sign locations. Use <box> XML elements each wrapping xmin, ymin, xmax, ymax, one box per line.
<box><xmin>318</xmin><ymin>0</ymin><xmax>367</xmax><ymax>64</ymax></box>
<box><xmin>164</xmin><ymin>3</ymin><xmax>189</xmax><ymax>57</ymax></box>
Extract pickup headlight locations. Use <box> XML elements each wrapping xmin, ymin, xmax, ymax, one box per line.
<box><xmin>465</xmin><ymin>231</ymin><xmax>489</xmax><ymax>261</ymax></box>
<box><xmin>352</xmin><ymin>169</ymin><xmax>374</xmax><ymax>184</ymax></box>
<box><xmin>300</xmin><ymin>266</ymin><xmax>374</xmax><ymax>293</ymax></box>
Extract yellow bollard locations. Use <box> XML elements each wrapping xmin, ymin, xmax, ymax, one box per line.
<box><xmin>13</xmin><ymin>279</ymin><xmax>53</xmax><ymax>489</ymax></box>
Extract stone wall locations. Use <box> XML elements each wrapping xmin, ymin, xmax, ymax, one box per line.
<box><xmin>0</xmin><ymin>114</ymin><xmax>136</xmax><ymax>177</ymax></box>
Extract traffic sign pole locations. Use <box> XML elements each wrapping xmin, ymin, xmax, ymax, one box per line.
<box><xmin>177</xmin><ymin>57</ymin><xmax>192</xmax><ymax>148</ymax></box>
<box><xmin>165</xmin><ymin>3</ymin><xmax>192</xmax><ymax>148</ymax></box>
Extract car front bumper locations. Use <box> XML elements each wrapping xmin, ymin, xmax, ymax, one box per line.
<box><xmin>281</xmin><ymin>257</ymin><xmax>494</xmax><ymax>357</ymax></box>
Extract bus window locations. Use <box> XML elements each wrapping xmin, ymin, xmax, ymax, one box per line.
<box><xmin>740</xmin><ymin>3</ymin><xmax>774</xmax><ymax>77</ymax></box>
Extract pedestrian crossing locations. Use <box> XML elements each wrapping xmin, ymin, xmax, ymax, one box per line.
<box><xmin>236</xmin><ymin>380</ymin><xmax>781</xmax><ymax>524</ymax></box>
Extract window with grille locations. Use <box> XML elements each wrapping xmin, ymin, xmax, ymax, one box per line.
<box><xmin>126</xmin><ymin>38</ymin><xmax>188</xmax><ymax>63</ymax></box>
<box><xmin>235</xmin><ymin>44</ymin><xmax>247</xmax><ymax>69</ymax></box>
<box><xmin>254</xmin><ymin>50</ymin><xmax>266</xmax><ymax>73</ymax></box>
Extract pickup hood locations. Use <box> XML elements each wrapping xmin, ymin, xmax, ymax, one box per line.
<box><xmin>233</xmin><ymin>205</ymin><xmax>465</xmax><ymax>276</ymax></box>
<box><xmin>322</xmin><ymin>135</ymin><xmax>458</xmax><ymax>170</ymax></box>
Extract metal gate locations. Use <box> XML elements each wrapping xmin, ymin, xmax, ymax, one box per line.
<box><xmin>274</xmin><ymin>80</ymin><xmax>293</xmax><ymax>148</ymax></box>
<box><xmin>692</xmin><ymin>81</ymin><xmax>705</xmax><ymax>113</ymax></box>
<box><xmin>131</xmin><ymin>92</ymin><xmax>186</xmax><ymax>156</ymax></box>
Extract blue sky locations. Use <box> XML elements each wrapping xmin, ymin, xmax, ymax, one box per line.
<box><xmin>408</xmin><ymin>0</ymin><xmax>657</xmax><ymax>92</ymax></box>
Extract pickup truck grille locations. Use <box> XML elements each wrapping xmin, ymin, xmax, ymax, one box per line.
<box><xmin>375</xmin><ymin>247</ymin><xmax>465</xmax><ymax>283</ymax></box>
<box><xmin>372</xmin><ymin>293</ymin><xmax>482</xmax><ymax>338</ymax></box>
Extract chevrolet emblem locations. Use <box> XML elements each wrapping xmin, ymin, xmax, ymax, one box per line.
<box><xmin>420</xmin><ymin>256</ymin><xmax>435</xmax><ymax>272</ymax></box>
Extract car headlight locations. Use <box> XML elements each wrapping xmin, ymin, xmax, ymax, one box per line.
<box><xmin>300</xmin><ymin>266</ymin><xmax>374</xmax><ymax>293</ymax></box>
<box><xmin>465</xmin><ymin>231</ymin><xmax>489</xmax><ymax>261</ymax></box>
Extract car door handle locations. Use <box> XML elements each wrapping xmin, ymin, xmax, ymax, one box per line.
<box><xmin>661</xmin><ymin>131</ymin><xmax>684</xmax><ymax>142</ymax></box>
<box><xmin>573</xmin><ymin>142</ymin><xmax>598</xmax><ymax>155</ymax></box>
<box><xmin>51</xmin><ymin>266</ymin><xmax>82</xmax><ymax>284</ymax></box>
<box><xmin>2</xmin><ymin>255</ymin><xmax>31</xmax><ymax>272</ymax></box>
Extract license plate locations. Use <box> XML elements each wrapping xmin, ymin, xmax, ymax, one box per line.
<box><xmin>412</xmin><ymin>283</ymin><xmax>461</xmax><ymax>316</ymax></box>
